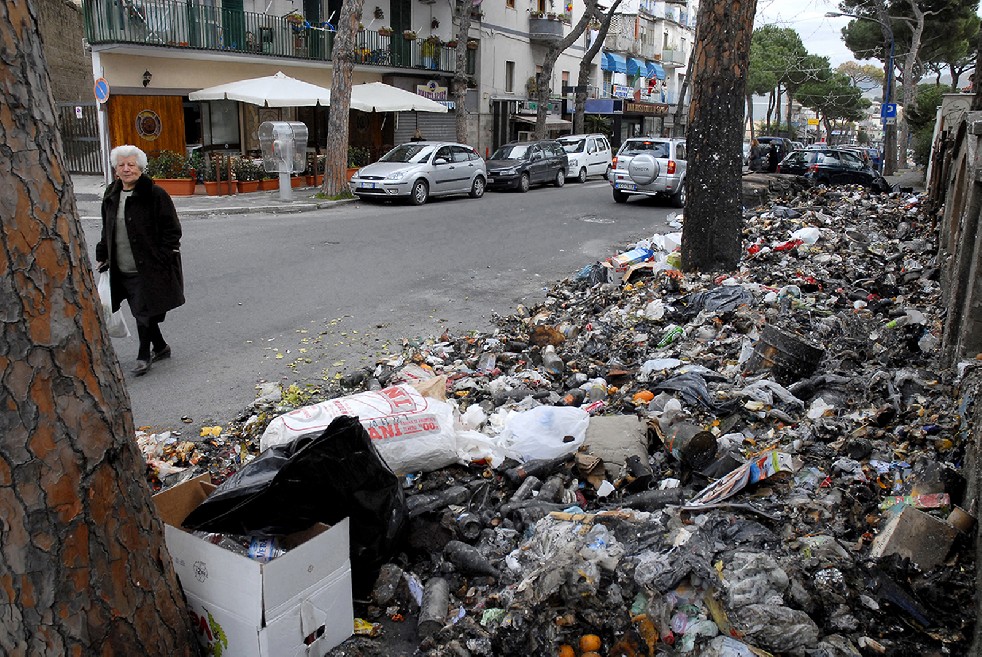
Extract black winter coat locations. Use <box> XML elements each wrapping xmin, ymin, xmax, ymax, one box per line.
<box><xmin>96</xmin><ymin>174</ymin><xmax>185</xmax><ymax>317</ymax></box>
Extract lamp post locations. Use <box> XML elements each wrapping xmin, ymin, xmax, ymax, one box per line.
<box><xmin>826</xmin><ymin>11</ymin><xmax>896</xmax><ymax>175</ymax></box>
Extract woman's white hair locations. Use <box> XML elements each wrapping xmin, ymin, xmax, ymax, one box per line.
<box><xmin>110</xmin><ymin>145</ymin><xmax>148</xmax><ymax>171</ymax></box>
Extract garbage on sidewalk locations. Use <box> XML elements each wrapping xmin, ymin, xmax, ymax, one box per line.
<box><xmin>142</xmin><ymin>184</ymin><xmax>978</xmax><ymax>656</ymax></box>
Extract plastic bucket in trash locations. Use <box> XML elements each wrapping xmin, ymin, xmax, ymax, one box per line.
<box><xmin>664</xmin><ymin>422</ymin><xmax>718</xmax><ymax>469</ymax></box>
<box><xmin>746</xmin><ymin>325</ymin><xmax>825</xmax><ymax>384</ymax></box>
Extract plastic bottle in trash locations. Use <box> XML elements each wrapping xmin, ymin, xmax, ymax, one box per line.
<box><xmin>536</xmin><ymin>475</ymin><xmax>565</xmax><ymax>503</ymax></box>
<box><xmin>248</xmin><ymin>536</ymin><xmax>285</xmax><ymax>562</ymax></box>
<box><xmin>656</xmin><ymin>324</ymin><xmax>684</xmax><ymax>348</ymax></box>
<box><xmin>503</xmin><ymin>455</ymin><xmax>573</xmax><ymax>486</ymax></box>
<box><xmin>541</xmin><ymin>344</ymin><xmax>564</xmax><ymax>376</ymax></box>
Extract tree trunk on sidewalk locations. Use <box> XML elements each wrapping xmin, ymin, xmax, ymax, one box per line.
<box><xmin>534</xmin><ymin>0</ymin><xmax>599</xmax><ymax>138</ymax></box>
<box><xmin>453</xmin><ymin>4</ymin><xmax>473</xmax><ymax>143</ymax></box>
<box><xmin>573</xmin><ymin>0</ymin><xmax>622</xmax><ymax>134</ymax></box>
<box><xmin>0</xmin><ymin>0</ymin><xmax>197</xmax><ymax>654</ymax></box>
<box><xmin>681</xmin><ymin>0</ymin><xmax>757</xmax><ymax>273</ymax></box>
<box><xmin>323</xmin><ymin>0</ymin><xmax>363</xmax><ymax>196</ymax></box>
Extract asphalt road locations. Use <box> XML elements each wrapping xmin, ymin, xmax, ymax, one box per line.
<box><xmin>79</xmin><ymin>179</ymin><xmax>679</xmax><ymax>432</ymax></box>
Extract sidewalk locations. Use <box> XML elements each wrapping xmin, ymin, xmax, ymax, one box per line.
<box><xmin>71</xmin><ymin>174</ymin><xmax>356</xmax><ymax>219</ymax></box>
<box><xmin>884</xmin><ymin>166</ymin><xmax>926</xmax><ymax>191</ymax></box>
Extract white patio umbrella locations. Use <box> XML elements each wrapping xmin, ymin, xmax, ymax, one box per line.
<box><xmin>349</xmin><ymin>82</ymin><xmax>448</xmax><ymax>113</ymax></box>
<box><xmin>188</xmin><ymin>71</ymin><xmax>331</xmax><ymax>107</ymax></box>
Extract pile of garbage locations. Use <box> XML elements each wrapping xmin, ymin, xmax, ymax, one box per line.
<box><xmin>141</xmin><ymin>184</ymin><xmax>979</xmax><ymax>656</ymax></box>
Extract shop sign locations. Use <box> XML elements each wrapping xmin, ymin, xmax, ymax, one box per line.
<box><xmin>624</xmin><ymin>101</ymin><xmax>669</xmax><ymax>116</ymax></box>
<box><xmin>416</xmin><ymin>80</ymin><xmax>448</xmax><ymax>101</ymax></box>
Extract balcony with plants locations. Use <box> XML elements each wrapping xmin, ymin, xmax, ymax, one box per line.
<box><xmin>81</xmin><ymin>0</ymin><xmax>474</xmax><ymax>74</ymax></box>
<box><xmin>528</xmin><ymin>6</ymin><xmax>572</xmax><ymax>45</ymax></box>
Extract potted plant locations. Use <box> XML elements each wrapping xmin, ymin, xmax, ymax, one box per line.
<box><xmin>203</xmin><ymin>153</ymin><xmax>234</xmax><ymax>196</ymax></box>
<box><xmin>466</xmin><ymin>39</ymin><xmax>478</xmax><ymax>50</ymax></box>
<box><xmin>529</xmin><ymin>9</ymin><xmax>544</xmax><ymax>18</ymax></box>
<box><xmin>403</xmin><ymin>29</ymin><xmax>417</xmax><ymax>40</ymax></box>
<box><xmin>346</xmin><ymin>146</ymin><xmax>371</xmax><ymax>180</ymax></box>
<box><xmin>373</xmin><ymin>6</ymin><xmax>384</xmax><ymax>19</ymax></box>
<box><xmin>378</xmin><ymin>26</ymin><xmax>392</xmax><ymax>36</ymax></box>
<box><xmin>146</xmin><ymin>150</ymin><xmax>195</xmax><ymax>196</ymax></box>
<box><xmin>234</xmin><ymin>157</ymin><xmax>261</xmax><ymax>193</ymax></box>
<box><xmin>445</xmin><ymin>38</ymin><xmax>458</xmax><ymax>48</ymax></box>
<box><xmin>258</xmin><ymin>166</ymin><xmax>278</xmax><ymax>191</ymax></box>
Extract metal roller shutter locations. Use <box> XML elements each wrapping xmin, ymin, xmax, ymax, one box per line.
<box><xmin>394</xmin><ymin>111</ymin><xmax>458</xmax><ymax>145</ymax></box>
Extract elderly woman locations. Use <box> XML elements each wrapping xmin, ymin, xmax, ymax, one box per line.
<box><xmin>95</xmin><ymin>145</ymin><xmax>185</xmax><ymax>376</ymax></box>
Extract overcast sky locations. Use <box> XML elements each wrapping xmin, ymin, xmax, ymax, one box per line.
<box><xmin>755</xmin><ymin>0</ymin><xmax>858</xmax><ymax>68</ymax></box>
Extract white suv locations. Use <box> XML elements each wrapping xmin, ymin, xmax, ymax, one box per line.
<box><xmin>609</xmin><ymin>137</ymin><xmax>687</xmax><ymax>207</ymax></box>
<box><xmin>556</xmin><ymin>134</ymin><xmax>613</xmax><ymax>183</ymax></box>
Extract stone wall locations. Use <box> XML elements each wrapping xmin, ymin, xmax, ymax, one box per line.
<box><xmin>36</xmin><ymin>0</ymin><xmax>92</xmax><ymax>102</ymax></box>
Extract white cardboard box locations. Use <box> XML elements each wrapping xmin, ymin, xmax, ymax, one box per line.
<box><xmin>153</xmin><ymin>475</ymin><xmax>354</xmax><ymax>656</ymax></box>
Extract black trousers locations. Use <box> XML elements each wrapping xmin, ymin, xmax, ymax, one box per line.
<box><xmin>116</xmin><ymin>272</ymin><xmax>167</xmax><ymax>359</ymax></box>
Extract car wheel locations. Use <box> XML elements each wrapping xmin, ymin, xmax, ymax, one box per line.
<box><xmin>518</xmin><ymin>173</ymin><xmax>530</xmax><ymax>193</ymax></box>
<box><xmin>612</xmin><ymin>188</ymin><xmax>628</xmax><ymax>204</ymax></box>
<box><xmin>554</xmin><ymin>169</ymin><xmax>565</xmax><ymax>187</ymax></box>
<box><xmin>671</xmin><ymin>180</ymin><xmax>686</xmax><ymax>208</ymax></box>
<box><xmin>469</xmin><ymin>176</ymin><xmax>486</xmax><ymax>199</ymax></box>
<box><xmin>604</xmin><ymin>165</ymin><xmax>611</xmax><ymax>181</ymax></box>
<box><xmin>577</xmin><ymin>167</ymin><xmax>588</xmax><ymax>184</ymax></box>
<box><xmin>410</xmin><ymin>179</ymin><xmax>428</xmax><ymax>205</ymax></box>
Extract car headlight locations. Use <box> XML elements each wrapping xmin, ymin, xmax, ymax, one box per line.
<box><xmin>500</xmin><ymin>167</ymin><xmax>518</xmax><ymax>175</ymax></box>
<box><xmin>385</xmin><ymin>170</ymin><xmax>408</xmax><ymax>181</ymax></box>
<box><xmin>568</xmin><ymin>157</ymin><xmax>578</xmax><ymax>167</ymax></box>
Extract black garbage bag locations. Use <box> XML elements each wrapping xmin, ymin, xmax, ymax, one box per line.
<box><xmin>183</xmin><ymin>415</ymin><xmax>407</xmax><ymax>591</ymax></box>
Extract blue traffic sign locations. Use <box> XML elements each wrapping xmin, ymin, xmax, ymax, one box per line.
<box><xmin>94</xmin><ymin>78</ymin><xmax>110</xmax><ymax>104</ymax></box>
<box><xmin>880</xmin><ymin>103</ymin><xmax>897</xmax><ymax>119</ymax></box>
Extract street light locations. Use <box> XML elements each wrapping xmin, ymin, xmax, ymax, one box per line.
<box><xmin>826</xmin><ymin>10</ymin><xmax>896</xmax><ymax>175</ymax></box>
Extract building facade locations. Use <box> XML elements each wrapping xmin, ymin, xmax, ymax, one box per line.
<box><xmin>76</xmin><ymin>0</ymin><xmax>697</xmax><ymax>175</ymax></box>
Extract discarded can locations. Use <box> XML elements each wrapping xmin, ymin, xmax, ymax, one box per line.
<box><xmin>656</xmin><ymin>324</ymin><xmax>684</xmax><ymax>348</ymax></box>
<box><xmin>417</xmin><ymin>577</ymin><xmax>449</xmax><ymax>637</ymax></box>
<box><xmin>663</xmin><ymin>422</ymin><xmax>718</xmax><ymax>470</ymax></box>
<box><xmin>248</xmin><ymin>536</ymin><xmax>285</xmax><ymax>562</ymax></box>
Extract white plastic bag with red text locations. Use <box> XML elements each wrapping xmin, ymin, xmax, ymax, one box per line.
<box><xmin>260</xmin><ymin>384</ymin><xmax>459</xmax><ymax>474</ymax></box>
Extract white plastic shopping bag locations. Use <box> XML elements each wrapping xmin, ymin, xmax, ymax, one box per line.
<box><xmin>497</xmin><ymin>405</ymin><xmax>590</xmax><ymax>463</ymax></box>
<box><xmin>97</xmin><ymin>271</ymin><xmax>130</xmax><ymax>338</ymax></box>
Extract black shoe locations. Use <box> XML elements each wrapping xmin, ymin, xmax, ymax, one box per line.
<box><xmin>151</xmin><ymin>345</ymin><xmax>171</xmax><ymax>362</ymax></box>
<box><xmin>132</xmin><ymin>359</ymin><xmax>152</xmax><ymax>376</ymax></box>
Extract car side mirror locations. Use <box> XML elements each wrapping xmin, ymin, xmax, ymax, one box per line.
<box><xmin>434</xmin><ymin>157</ymin><xmax>449</xmax><ymax>165</ymax></box>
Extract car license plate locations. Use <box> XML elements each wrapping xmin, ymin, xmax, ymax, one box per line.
<box><xmin>359</xmin><ymin>181</ymin><xmax>377</xmax><ymax>189</ymax></box>
<box><xmin>616</xmin><ymin>182</ymin><xmax>636</xmax><ymax>191</ymax></box>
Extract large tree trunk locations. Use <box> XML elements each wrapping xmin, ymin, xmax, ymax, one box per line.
<box><xmin>681</xmin><ymin>0</ymin><xmax>757</xmax><ymax>273</ymax></box>
<box><xmin>0</xmin><ymin>0</ymin><xmax>197</xmax><ymax>654</ymax></box>
<box><xmin>453</xmin><ymin>6</ymin><xmax>473</xmax><ymax>143</ymax></box>
<box><xmin>322</xmin><ymin>0</ymin><xmax>363</xmax><ymax>196</ymax></box>
<box><xmin>534</xmin><ymin>0</ymin><xmax>599</xmax><ymax>138</ymax></box>
<box><xmin>574</xmin><ymin>0</ymin><xmax>622</xmax><ymax>134</ymax></box>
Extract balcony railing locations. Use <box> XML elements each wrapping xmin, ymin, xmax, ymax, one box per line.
<box><xmin>82</xmin><ymin>0</ymin><xmax>475</xmax><ymax>74</ymax></box>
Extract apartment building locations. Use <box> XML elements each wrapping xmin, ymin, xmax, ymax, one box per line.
<box><xmin>70</xmin><ymin>0</ymin><xmax>696</xmax><ymax>172</ymax></box>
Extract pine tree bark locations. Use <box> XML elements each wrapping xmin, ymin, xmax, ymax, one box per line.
<box><xmin>681</xmin><ymin>0</ymin><xmax>757</xmax><ymax>273</ymax></box>
<box><xmin>0</xmin><ymin>0</ymin><xmax>197</xmax><ymax>654</ymax></box>
<box><xmin>323</xmin><ymin>0</ymin><xmax>363</xmax><ymax>196</ymax></box>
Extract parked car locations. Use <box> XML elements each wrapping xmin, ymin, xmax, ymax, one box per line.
<box><xmin>790</xmin><ymin>140</ymin><xmax>805</xmax><ymax>151</ymax></box>
<box><xmin>485</xmin><ymin>140</ymin><xmax>569</xmax><ymax>192</ymax></box>
<box><xmin>755</xmin><ymin>136</ymin><xmax>794</xmax><ymax>172</ymax></box>
<box><xmin>349</xmin><ymin>141</ymin><xmax>487</xmax><ymax>205</ymax></box>
<box><xmin>609</xmin><ymin>137</ymin><xmax>687</xmax><ymax>206</ymax></box>
<box><xmin>556</xmin><ymin>133</ymin><xmax>613</xmax><ymax>182</ymax></box>
<box><xmin>776</xmin><ymin>147</ymin><xmax>890</xmax><ymax>193</ymax></box>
